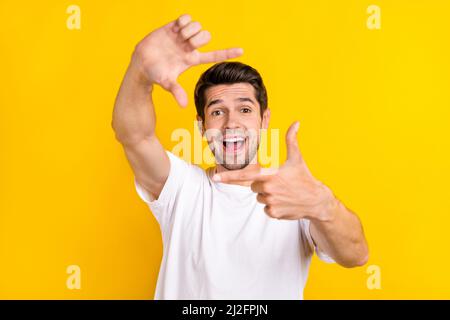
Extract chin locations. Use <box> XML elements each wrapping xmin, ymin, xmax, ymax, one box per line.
<box><xmin>216</xmin><ymin>149</ymin><xmax>258</xmax><ymax>171</ymax></box>
<box><xmin>221</xmin><ymin>162</ymin><xmax>250</xmax><ymax>171</ymax></box>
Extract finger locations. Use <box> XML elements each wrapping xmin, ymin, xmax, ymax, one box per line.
<box><xmin>285</xmin><ymin>121</ymin><xmax>302</xmax><ymax>163</ymax></box>
<box><xmin>251</xmin><ymin>181</ymin><xmax>268</xmax><ymax>194</ymax></box>
<box><xmin>264</xmin><ymin>205</ymin><xmax>279</xmax><ymax>219</ymax></box>
<box><xmin>168</xmin><ymin>81</ymin><xmax>188</xmax><ymax>108</ymax></box>
<box><xmin>188</xmin><ymin>30</ymin><xmax>211</xmax><ymax>49</ymax></box>
<box><xmin>198</xmin><ymin>47</ymin><xmax>244</xmax><ymax>64</ymax></box>
<box><xmin>212</xmin><ymin>167</ymin><xmax>264</xmax><ymax>183</ymax></box>
<box><xmin>260</xmin><ymin>167</ymin><xmax>279</xmax><ymax>175</ymax></box>
<box><xmin>213</xmin><ymin>167</ymin><xmax>276</xmax><ymax>183</ymax></box>
<box><xmin>256</xmin><ymin>193</ymin><xmax>270</xmax><ymax>205</ymax></box>
<box><xmin>180</xmin><ymin>21</ymin><xmax>202</xmax><ymax>40</ymax></box>
<box><xmin>172</xmin><ymin>14</ymin><xmax>191</xmax><ymax>33</ymax></box>
<box><xmin>264</xmin><ymin>205</ymin><xmax>296</xmax><ymax>220</ymax></box>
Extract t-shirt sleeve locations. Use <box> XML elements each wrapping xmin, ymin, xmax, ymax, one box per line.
<box><xmin>134</xmin><ymin>150</ymin><xmax>191</xmax><ymax>233</ymax></box>
<box><xmin>299</xmin><ymin>218</ymin><xmax>336</xmax><ymax>264</ymax></box>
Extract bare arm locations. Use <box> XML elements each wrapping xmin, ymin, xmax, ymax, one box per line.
<box><xmin>112</xmin><ymin>14</ymin><xmax>243</xmax><ymax>200</ymax></box>
<box><xmin>112</xmin><ymin>57</ymin><xmax>169</xmax><ymax>200</ymax></box>
<box><xmin>213</xmin><ymin>121</ymin><xmax>369</xmax><ymax>268</ymax></box>
<box><xmin>310</xmin><ymin>202</ymin><xmax>369</xmax><ymax>268</ymax></box>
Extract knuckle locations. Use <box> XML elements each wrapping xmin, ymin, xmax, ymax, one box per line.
<box><xmin>256</xmin><ymin>194</ymin><xmax>264</xmax><ymax>203</ymax></box>
<box><xmin>262</xmin><ymin>183</ymin><xmax>272</xmax><ymax>194</ymax></box>
<box><xmin>188</xmin><ymin>36</ymin><xmax>198</xmax><ymax>46</ymax></box>
<box><xmin>264</xmin><ymin>205</ymin><xmax>276</xmax><ymax>218</ymax></box>
<box><xmin>265</xmin><ymin>195</ymin><xmax>276</xmax><ymax>205</ymax></box>
<box><xmin>158</xmin><ymin>76</ymin><xmax>173</xmax><ymax>89</ymax></box>
<box><xmin>180</xmin><ymin>28</ymin><xmax>190</xmax><ymax>38</ymax></box>
<box><xmin>193</xmin><ymin>21</ymin><xmax>202</xmax><ymax>30</ymax></box>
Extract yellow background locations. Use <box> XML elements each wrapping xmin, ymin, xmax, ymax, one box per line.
<box><xmin>1</xmin><ymin>0</ymin><xmax>449</xmax><ymax>299</ymax></box>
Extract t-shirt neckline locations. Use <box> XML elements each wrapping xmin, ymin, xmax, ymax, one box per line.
<box><xmin>206</xmin><ymin>167</ymin><xmax>254</xmax><ymax>194</ymax></box>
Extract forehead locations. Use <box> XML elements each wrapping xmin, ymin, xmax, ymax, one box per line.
<box><xmin>204</xmin><ymin>83</ymin><xmax>256</xmax><ymax>103</ymax></box>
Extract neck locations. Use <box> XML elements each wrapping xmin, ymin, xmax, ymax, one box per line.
<box><xmin>212</xmin><ymin>160</ymin><xmax>261</xmax><ymax>187</ymax></box>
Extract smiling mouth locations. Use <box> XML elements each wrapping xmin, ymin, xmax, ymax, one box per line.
<box><xmin>222</xmin><ymin>137</ymin><xmax>247</xmax><ymax>154</ymax></box>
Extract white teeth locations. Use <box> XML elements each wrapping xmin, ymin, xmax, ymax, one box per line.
<box><xmin>223</xmin><ymin>137</ymin><xmax>245</xmax><ymax>143</ymax></box>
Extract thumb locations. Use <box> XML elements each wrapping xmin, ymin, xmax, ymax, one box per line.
<box><xmin>168</xmin><ymin>81</ymin><xmax>188</xmax><ymax>108</ymax></box>
<box><xmin>285</xmin><ymin>121</ymin><xmax>302</xmax><ymax>162</ymax></box>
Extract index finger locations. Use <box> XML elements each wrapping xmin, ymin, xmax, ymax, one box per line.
<box><xmin>212</xmin><ymin>167</ymin><xmax>277</xmax><ymax>183</ymax></box>
<box><xmin>198</xmin><ymin>47</ymin><xmax>244</xmax><ymax>64</ymax></box>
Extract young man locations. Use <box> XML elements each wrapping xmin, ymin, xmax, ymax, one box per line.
<box><xmin>112</xmin><ymin>14</ymin><xmax>369</xmax><ymax>299</ymax></box>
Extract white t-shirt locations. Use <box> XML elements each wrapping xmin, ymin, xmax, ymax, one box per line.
<box><xmin>134</xmin><ymin>151</ymin><xmax>335</xmax><ymax>300</ymax></box>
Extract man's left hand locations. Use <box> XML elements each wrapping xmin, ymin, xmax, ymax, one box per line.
<box><xmin>213</xmin><ymin>121</ymin><xmax>338</xmax><ymax>221</ymax></box>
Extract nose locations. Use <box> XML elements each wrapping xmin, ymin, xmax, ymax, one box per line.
<box><xmin>224</xmin><ymin>111</ymin><xmax>241</xmax><ymax>130</ymax></box>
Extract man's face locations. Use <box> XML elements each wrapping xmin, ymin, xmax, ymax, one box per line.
<box><xmin>197</xmin><ymin>83</ymin><xmax>270</xmax><ymax>170</ymax></box>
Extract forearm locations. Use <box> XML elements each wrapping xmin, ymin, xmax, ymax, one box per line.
<box><xmin>112</xmin><ymin>52</ymin><xmax>156</xmax><ymax>145</ymax></box>
<box><xmin>309</xmin><ymin>197</ymin><xmax>369</xmax><ymax>268</ymax></box>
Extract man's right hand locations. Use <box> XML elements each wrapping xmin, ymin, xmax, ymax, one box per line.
<box><xmin>131</xmin><ymin>14</ymin><xmax>244</xmax><ymax>107</ymax></box>
<box><xmin>112</xmin><ymin>14</ymin><xmax>242</xmax><ymax>201</ymax></box>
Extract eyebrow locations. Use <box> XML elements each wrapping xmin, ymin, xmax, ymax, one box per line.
<box><xmin>206</xmin><ymin>97</ymin><xmax>256</xmax><ymax>108</ymax></box>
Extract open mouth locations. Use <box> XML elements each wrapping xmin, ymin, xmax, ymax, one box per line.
<box><xmin>222</xmin><ymin>136</ymin><xmax>246</xmax><ymax>154</ymax></box>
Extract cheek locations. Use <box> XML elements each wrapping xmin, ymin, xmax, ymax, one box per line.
<box><xmin>245</xmin><ymin>120</ymin><xmax>263</xmax><ymax>138</ymax></box>
<box><xmin>203</xmin><ymin>117</ymin><xmax>221</xmax><ymax>130</ymax></box>
<box><xmin>246</xmin><ymin>127</ymin><xmax>261</xmax><ymax>147</ymax></box>
<box><xmin>203</xmin><ymin>123</ymin><xmax>223</xmax><ymax>144</ymax></box>
<box><xmin>242</xmin><ymin>114</ymin><xmax>261</xmax><ymax>127</ymax></box>
<box><xmin>204</xmin><ymin>116</ymin><xmax>224</xmax><ymax>128</ymax></box>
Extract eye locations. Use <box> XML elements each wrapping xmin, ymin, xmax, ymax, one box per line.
<box><xmin>241</xmin><ymin>107</ymin><xmax>252</xmax><ymax>113</ymax></box>
<box><xmin>211</xmin><ymin>109</ymin><xmax>224</xmax><ymax>117</ymax></box>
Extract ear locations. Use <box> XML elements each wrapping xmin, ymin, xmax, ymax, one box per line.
<box><xmin>261</xmin><ymin>108</ymin><xmax>271</xmax><ymax>129</ymax></box>
<box><xmin>196</xmin><ymin>115</ymin><xmax>205</xmax><ymax>136</ymax></box>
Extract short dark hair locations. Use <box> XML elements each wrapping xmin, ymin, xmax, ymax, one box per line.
<box><xmin>194</xmin><ymin>62</ymin><xmax>268</xmax><ymax>121</ymax></box>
